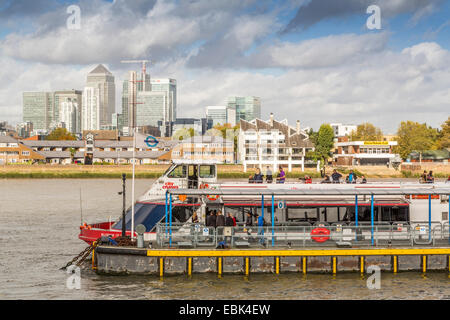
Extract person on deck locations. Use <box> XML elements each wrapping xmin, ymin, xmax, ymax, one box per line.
<box><xmin>253</xmin><ymin>168</ymin><xmax>264</xmax><ymax>183</ymax></box>
<box><xmin>206</xmin><ymin>211</ymin><xmax>216</xmax><ymax>228</ymax></box>
<box><xmin>331</xmin><ymin>169</ymin><xmax>342</xmax><ymax>183</ymax></box>
<box><xmin>266</xmin><ymin>166</ymin><xmax>273</xmax><ymax>183</ymax></box>
<box><xmin>276</xmin><ymin>167</ymin><xmax>286</xmax><ymax>183</ymax></box>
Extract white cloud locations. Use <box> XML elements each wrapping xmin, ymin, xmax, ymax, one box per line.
<box><xmin>0</xmin><ymin>1</ymin><xmax>448</xmax><ymax>134</ymax></box>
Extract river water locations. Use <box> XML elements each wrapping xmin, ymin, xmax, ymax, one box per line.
<box><xmin>0</xmin><ymin>179</ymin><xmax>449</xmax><ymax>300</ymax></box>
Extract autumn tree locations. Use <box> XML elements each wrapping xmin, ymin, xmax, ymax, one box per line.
<box><xmin>172</xmin><ymin>128</ymin><xmax>194</xmax><ymax>141</ymax></box>
<box><xmin>46</xmin><ymin>128</ymin><xmax>76</xmax><ymax>140</ymax></box>
<box><xmin>438</xmin><ymin>117</ymin><xmax>450</xmax><ymax>149</ymax></box>
<box><xmin>306</xmin><ymin>124</ymin><xmax>334</xmax><ymax>177</ymax></box>
<box><xmin>394</xmin><ymin>121</ymin><xmax>439</xmax><ymax>160</ymax></box>
<box><xmin>350</xmin><ymin>122</ymin><xmax>383</xmax><ymax>141</ymax></box>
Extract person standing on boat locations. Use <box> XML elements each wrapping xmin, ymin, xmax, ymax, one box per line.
<box><xmin>276</xmin><ymin>166</ymin><xmax>286</xmax><ymax>183</ymax></box>
<box><xmin>256</xmin><ymin>213</ymin><xmax>265</xmax><ymax>245</ymax></box>
<box><xmin>216</xmin><ymin>211</ymin><xmax>226</xmax><ymax>242</ymax></box>
<box><xmin>206</xmin><ymin>210</ymin><xmax>216</xmax><ymax>228</ymax></box>
<box><xmin>266</xmin><ymin>166</ymin><xmax>273</xmax><ymax>183</ymax></box>
<box><xmin>245</xmin><ymin>212</ymin><xmax>253</xmax><ymax>226</ymax></box>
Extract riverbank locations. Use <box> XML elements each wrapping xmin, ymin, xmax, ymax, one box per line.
<box><xmin>0</xmin><ymin>164</ymin><xmax>449</xmax><ymax>179</ymax></box>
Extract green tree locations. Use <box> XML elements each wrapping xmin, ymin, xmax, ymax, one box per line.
<box><xmin>46</xmin><ymin>128</ymin><xmax>76</xmax><ymax>140</ymax></box>
<box><xmin>306</xmin><ymin>124</ymin><xmax>334</xmax><ymax>176</ymax></box>
<box><xmin>350</xmin><ymin>122</ymin><xmax>383</xmax><ymax>141</ymax></box>
<box><xmin>394</xmin><ymin>121</ymin><xmax>439</xmax><ymax>160</ymax></box>
<box><xmin>172</xmin><ymin>128</ymin><xmax>195</xmax><ymax>141</ymax></box>
<box><xmin>438</xmin><ymin>117</ymin><xmax>450</xmax><ymax>149</ymax></box>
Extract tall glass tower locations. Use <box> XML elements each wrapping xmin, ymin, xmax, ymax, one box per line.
<box><xmin>227</xmin><ymin>96</ymin><xmax>261</xmax><ymax>123</ymax></box>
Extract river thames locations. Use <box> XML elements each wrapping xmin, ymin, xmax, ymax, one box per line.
<box><xmin>1</xmin><ymin>179</ymin><xmax>449</xmax><ymax>300</ymax></box>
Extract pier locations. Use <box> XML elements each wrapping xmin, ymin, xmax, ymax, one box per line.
<box><xmin>93</xmin><ymin>186</ymin><xmax>450</xmax><ymax>275</ymax></box>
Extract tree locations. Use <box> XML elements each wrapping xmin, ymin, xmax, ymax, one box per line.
<box><xmin>394</xmin><ymin>121</ymin><xmax>439</xmax><ymax>160</ymax></box>
<box><xmin>306</xmin><ymin>124</ymin><xmax>334</xmax><ymax>177</ymax></box>
<box><xmin>46</xmin><ymin>128</ymin><xmax>76</xmax><ymax>140</ymax></box>
<box><xmin>172</xmin><ymin>128</ymin><xmax>195</xmax><ymax>141</ymax></box>
<box><xmin>350</xmin><ymin>122</ymin><xmax>383</xmax><ymax>141</ymax></box>
<box><xmin>438</xmin><ymin>117</ymin><xmax>450</xmax><ymax>149</ymax></box>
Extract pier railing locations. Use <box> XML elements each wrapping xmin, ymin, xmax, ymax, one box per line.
<box><xmin>155</xmin><ymin>221</ymin><xmax>450</xmax><ymax>248</ymax></box>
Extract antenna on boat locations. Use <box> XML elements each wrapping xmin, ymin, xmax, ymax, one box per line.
<box><xmin>79</xmin><ymin>187</ymin><xmax>83</xmax><ymax>225</ymax></box>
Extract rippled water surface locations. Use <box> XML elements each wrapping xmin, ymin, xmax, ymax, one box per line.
<box><xmin>1</xmin><ymin>179</ymin><xmax>449</xmax><ymax>300</ymax></box>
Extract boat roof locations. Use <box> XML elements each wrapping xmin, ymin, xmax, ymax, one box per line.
<box><xmin>167</xmin><ymin>186</ymin><xmax>450</xmax><ymax>196</ymax></box>
<box><xmin>171</xmin><ymin>160</ymin><xmax>221</xmax><ymax>165</ymax></box>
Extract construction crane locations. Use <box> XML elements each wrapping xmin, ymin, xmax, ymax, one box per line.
<box><xmin>120</xmin><ymin>59</ymin><xmax>150</xmax><ymax>75</ymax></box>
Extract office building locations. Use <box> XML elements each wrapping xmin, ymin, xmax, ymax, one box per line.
<box><xmin>330</xmin><ymin>123</ymin><xmax>357</xmax><ymax>137</ymax></box>
<box><xmin>86</xmin><ymin>64</ymin><xmax>115</xmax><ymax>128</ymax></box>
<box><xmin>23</xmin><ymin>92</ymin><xmax>54</xmax><ymax>131</ymax></box>
<box><xmin>82</xmin><ymin>87</ymin><xmax>100</xmax><ymax>131</ymax></box>
<box><xmin>206</xmin><ymin>106</ymin><xmax>236</xmax><ymax>127</ymax></box>
<box><xmin>227</xmin><ymin>96</ymin><xmax>261</xmax><ymax>123</ymax></box>
<box><xmin>16</xmin><ymin>122</ymin><xmax>34</xmax><ymax>139</ymax></box>
<box><xmin>150</xmin><ymin>78</ymin><xmax>177</xmax><ymax>122</ymax></box>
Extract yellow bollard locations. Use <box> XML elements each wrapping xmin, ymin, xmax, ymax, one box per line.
<box><xmin>275</xmin><ymin>257</ymin><xmax>280</xmax><ymax>274</ymax></box>
<box><xmin>360</xmin><ymin>256</ymin><xmax>364</xmax><ymax>274</ymax></box>
<box><xmin>245</xmin><ymin>257</ymin><xmax>249</xmax><ymax>276</ymax></box>
<box><xmin>302</xmin><ymin>257</ymin><xmax>307</xmax><ymax>275</ymax></box>
<box><xmin>187</xmin><ymin>257</ymin><xmax>192</xmax><ymax>276</ymax></box>
<box><xmin>218</xmin><ymin>257</ymin><xmax>223</xmax><ymax>276</ymax></box>
<box><xmin>332</xmin><ymin>256</ymin><xmax>337</xmax><ymax>275</ymax></box>
<box><xmin>393</xmin><ymin>256</ymin><xmax>398</xmax><ymax>273</ymax></box>
<box><xmin>422</xmin><ymin>255</ymin><xmax>427</xmax><ymax>273</ymax></box>
<box><xmin>159</xmin><ymin>257</ymin><xmax>164</xmax><ymax>277</ymax></box>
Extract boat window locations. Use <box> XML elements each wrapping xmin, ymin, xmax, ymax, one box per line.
<box><xmin>286</xmin><ymin>207</ymin><xmax>317</xmax><ymax>223</ymax></box>
<box><xmin>171</xmin><ymin>206</ymin><xmax>193</xmax><ymax>223</ymax></box>
<box><xmin>199</xmin><ymin>165</ymin><xmax>215</xmax><ymax>178</ymax></box>
<box><xmin>391</xmin><ymin>207</ymin><xmax>408</xmax><ymax>221</ymax></box>
<box><xmin>168</xmin><ymin>165</ymin><xmax>187</xmax><ymax>178</ymax></box>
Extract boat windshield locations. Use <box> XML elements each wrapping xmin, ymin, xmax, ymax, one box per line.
<box><xmin>162</xmin><ymin>163</ymin><xmax>177</xmax><ymax>177</ymax></box>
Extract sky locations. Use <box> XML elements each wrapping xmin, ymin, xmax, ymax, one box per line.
<box><xmin>0</xmin><ymin>0</ymin><xmax>449</xmax><ymax>134</ymax></box>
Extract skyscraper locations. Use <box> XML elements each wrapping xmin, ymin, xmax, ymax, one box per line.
<box><xmin>82</xmin><ymin>87</ymin><xmax>100</xmax><ymax>131</ymax></box>
<box><xmin>122</xmin><ymin>70</ymin><xmax>151</xmax><ymax>130</ymax></box>
<box><xmin>23</xmin><ymin>92</ymin><xmax>54</xmax><ymax>131</ymax></box>
<box><xmin>227</xmin><ymin>96</ymin><xmax>261</xmax><ymax>123</ymax></box>
<box><xmin>59</xmin><ymin>99</ymin><xmax>80</xmax><ymax>134</ymax></box>
<box><xmin>54</xmin><ymin>90</ymin><xmax>82</xmax><ymax>133</ymax></box>
<box><xmin>150</xmin><ymin>78</ymin><xmax>177</xmax><ymax>123</ymax></box>
<box><xmin>86</xmin><ymin>64</ymin><xmax>115</xmax><ymax>127</ymax></box>
<box><xmin>206</xmin><ymin>106</ymin><xmax>236</xmax><ymax>127</ymax></box>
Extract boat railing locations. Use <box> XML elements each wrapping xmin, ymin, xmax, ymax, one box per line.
<box><xmin>155</xmin><ymin>221</ymin><xmax>450</xmax><ymax>248</ymax></box>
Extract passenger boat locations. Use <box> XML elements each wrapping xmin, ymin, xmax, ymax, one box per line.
<box><xmin>79</xmin><ymin>160</ymin><xmax>450</xmax><ymax>244</ymax></box>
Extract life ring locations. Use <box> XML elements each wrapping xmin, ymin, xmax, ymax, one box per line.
<box><xmin>207</xmin><ymin>194</ymin><xmax>220</xmax><ymax>201</ymax></box>
<box><xmin>310</xmin><ymin>227</ymin><xmax>330</xmax><ymax>243</ymax></box>
<box><xmin>199</xmin><ymin>183</ymin><xmax>219</xmax><ymax>200</ymax></box>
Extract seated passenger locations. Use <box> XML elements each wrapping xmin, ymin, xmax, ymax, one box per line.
<box><xmin>253</xmin><ymin>168</ymin><xmax>264</xmax><ymax>183</ymax></box>
<box><xmin>320</xmin><ymin>175</ymin><xmax>331</xmax><ymax>184</ymax></box>
<box><xmin>265</xmin><ymin>166</ymin><xmax>273</xmax><ymax>183</ymax></box>
<box><xmin>276</xmin><ymin>166</ymin><xmax>286</xmax><ymax>184</ymax></box>
<box><xmin>331</xmin><ymin>169</ymin><xmax>342</xmax><ymax>183</ymax></box>
<box><xmin>426</xmin><ymin>171</ymin><xmax>434</xmax><ymax>183</ymax></box>
<box><xmin>360</xmin><ymin>175</ymin><xmax>367</xmax><ymax>184</ymax></box>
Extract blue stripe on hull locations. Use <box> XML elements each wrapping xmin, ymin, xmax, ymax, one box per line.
<box><xmin>112</xmin><ymin>203</ymin><xmax>166</xmax><ymax>233</ymax></box>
